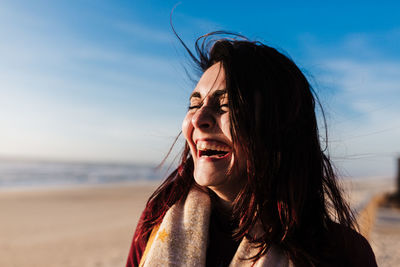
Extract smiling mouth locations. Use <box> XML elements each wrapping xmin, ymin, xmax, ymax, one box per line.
<box><xmin>199</xmin><ymin>149</ymin><xmax>229</xmax><ymax>158</ymax></box>
<box><xmin>196</xmin><ymin>140</ymin><xmax>231</xmax><ymax>159</ymax></box>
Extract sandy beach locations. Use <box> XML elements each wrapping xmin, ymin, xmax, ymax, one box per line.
<box><xmin>0</xmin><ymin>183</ymin><xmax>158</xmax><ymax>267</ymax></box>
<box><xmin>0</xmin><ymin>178</ymin><xmax>397</xmax><ymax>267</ymax></box>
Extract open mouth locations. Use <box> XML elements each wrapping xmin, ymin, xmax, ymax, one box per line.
<box><xmin>196</xmin><ymin>140</ymin><xmax>231</xmax><ymax>159</ymax></box>
<box><xmin>199</xmin><ymin>149</ymin><xmax>229</xmax><ymax>158</ymax></box>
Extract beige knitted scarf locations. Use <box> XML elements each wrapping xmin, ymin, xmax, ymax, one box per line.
<box><xmin>139</xmin><ymin>188</ymin><xmax>293</xmax><ymax>267</ymax></box>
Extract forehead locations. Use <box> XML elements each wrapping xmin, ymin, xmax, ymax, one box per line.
<box><xmin>190</xmin><ymin>62</ymin><xmax>226</xmax><ymax>99</ymax></box>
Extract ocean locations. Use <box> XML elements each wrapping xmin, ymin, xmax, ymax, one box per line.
<box><xmin>0</xmin><ymin>158</ymin><xmax>395</xmax><ymax>199</ymax></box>
<box><xmin>0</xmin><ymin>159</ymin><xmax>168</xmax><ymax>189</ymax></box>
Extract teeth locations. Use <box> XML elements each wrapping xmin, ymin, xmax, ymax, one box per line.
<box><xmin>196</xmin><ymin>140</ymin><xmax>230</xmax><ymax>152</ymax></box>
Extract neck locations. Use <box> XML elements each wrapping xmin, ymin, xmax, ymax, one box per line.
<box><xmin>208</xmin><ymin>188</ymin><xmax>235</xmax><ymax>213</ymax></box>
<box><xmin>207</xmin><ymin>178</ymin><xmax>244</xmax><ymax>211</ymax></box>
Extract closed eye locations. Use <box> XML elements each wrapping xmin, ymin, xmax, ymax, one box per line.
<box><xmin>219</xmin><ymin>104</ymin><xmax>229</xmax><ymax>112</ymax></box>
<box><xmin>188</xmin><ymin>104</ymin><xmax>202</xmax><ymax>110</ymax></box>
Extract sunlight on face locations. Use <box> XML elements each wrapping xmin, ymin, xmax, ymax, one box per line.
<box><xmin>182</xmin><ymin>62</ymin><xmax>244</xmax><ymax>203</ymax></box>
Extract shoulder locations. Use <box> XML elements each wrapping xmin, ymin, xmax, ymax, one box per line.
<box><xmin>327</xmin><ymin>222</ymin><xmax>377</xmax><ymax>267</ymax></box>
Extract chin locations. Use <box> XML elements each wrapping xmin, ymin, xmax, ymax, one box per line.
<box><xmin>193</xmin><ymin>171</ymin><xmax>224</xmax><ymax>188</ymax></box>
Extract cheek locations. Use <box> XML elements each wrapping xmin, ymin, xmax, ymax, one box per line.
<box><xmin>221</xmin><ymin>115</ymin><xmax>232</xmax><ymax>141</ymax></box>
<box><xmin>182</xmin><ymin>114</ymin><xmax>193</xmax><ymax>142</ymax></box>
<box><xmin>182</xmin><ymin>114</ymin><xmax>196</xmax><ymax>158</ymax></box>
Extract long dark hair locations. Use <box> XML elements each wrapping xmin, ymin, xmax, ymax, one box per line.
<box><xmin>135</xmin><ymin>32</ymin><xmax>357</xmax><ymax>266</ymax></box>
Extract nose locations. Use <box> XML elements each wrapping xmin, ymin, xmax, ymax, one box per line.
<box><xmin>191</xmin><ymin>105</ymin><xmax>215</xmax><ymax>130</ymax></box>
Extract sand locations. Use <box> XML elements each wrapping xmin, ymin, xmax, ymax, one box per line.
<box><xmin>0</xmin><ymin>178</ymin><xmax>397</xmax><ymax>267</ymax></box>
<box><xmin>0</xmin><ymin>183</ymin><xmax>158</xmax><ymax>267</ymax></box>
<box><xmin>342</xmin><ymin>178</ymin><xmax>399</xmax><ymax>267</ymax></box>
<box><xmin>370</xmin><ymin>206</ymin><xmax>400</xmax><ymax>266</ymax></box>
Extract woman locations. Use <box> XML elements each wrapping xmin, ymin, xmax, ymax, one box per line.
<box><xmin>126</xmin><ymin>33</ymin><xmax>377</xmax><ymax>267</ymax></box>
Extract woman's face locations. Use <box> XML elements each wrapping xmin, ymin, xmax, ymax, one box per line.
<box><xmin>182</xmin><ymin>62</ymin><xmax>244</xmax><ymax>203</ymax></box>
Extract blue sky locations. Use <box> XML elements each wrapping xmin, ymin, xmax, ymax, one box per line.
<box><xmin>0</xmin><ymin>0</ymin><xmax>399</xmax><ymax>178</ymax></box>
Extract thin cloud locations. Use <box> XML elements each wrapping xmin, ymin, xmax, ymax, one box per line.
<box><xmin>0</xmin><ymin>3</ymin><xmax>190</xmax><ymax>164</ymax></box>
<box><xmin>303</xmin><ymin>31</ymin><xmax>400</xmax><ymax>177</ymax></box>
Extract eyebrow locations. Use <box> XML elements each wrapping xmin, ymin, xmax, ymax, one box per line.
<box><xmin>190</xmin><ymin>89</ymin><xmax>227</xmax><ymax>100</ymax></box>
